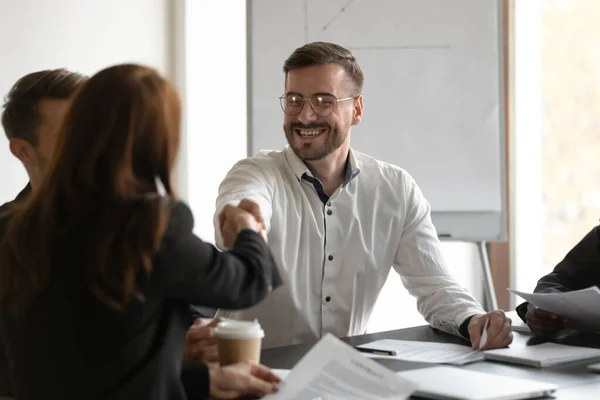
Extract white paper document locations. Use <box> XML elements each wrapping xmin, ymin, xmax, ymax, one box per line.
<box><xmin>509</xmin><ymin>287</ymin><xmax>600</xmax><ymax>332</ymax></box>
<box><xmin>263</xmin><ymin>334</ymin><xmax>417</xmax><ymax>400</ymax></box>
<box><xmin>272</xmin><ymin>369</ymin><xmax>291</xmax><ymax>381</ymax></box>
<box><xmin>358</xmin><ymin>339</ymin><xmax>483</xmax><ymax>366</ymax></box>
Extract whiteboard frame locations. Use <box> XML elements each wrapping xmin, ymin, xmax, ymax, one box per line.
<box><xmin>246</xmin><ymin>0</ymin><xmax>507</xmax><ymax>242</ymax></box>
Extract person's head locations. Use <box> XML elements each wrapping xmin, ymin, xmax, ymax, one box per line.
<box><xmin>1</xmin><ymin>69</ymin><xmax>87</xmax><ymax>188</ymax></box>
<box><xmin>50</xmin><ymin>63</ymin><xmax>181</xmax><ymax>200</ymax></box>
<box><xmin>0</xmin><ymin>64</ymin><xmax>182</xmax><ymax>316</ymax></box>
<box><xmin>281</xmin><ymin>42</ymin><xmax>364</xmax><ymax>162</ymax></box>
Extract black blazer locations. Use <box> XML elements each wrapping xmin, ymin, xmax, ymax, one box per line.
<box><xmin>0</xmin><ymin>199</ymin><xmax>281</xmax><ymax>400</ymax></box>
<box><xmin>517</xmin><ymin>225</ymin><xmax>600</xmax><ymax>321</ymax></box>
<box><xmin>0</xmin><ymin>185</ymin><xmax>31</xmax><ymax>397</ymax></box>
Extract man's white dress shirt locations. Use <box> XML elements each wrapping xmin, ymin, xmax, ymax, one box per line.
<box><xmin>214</xmin><ymin>146</ymin><xmax>484</xmax><ymax>348</ymax></box>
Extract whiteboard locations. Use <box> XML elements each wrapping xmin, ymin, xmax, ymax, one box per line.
<box><xmin>247</xmin><ymin>0</ymin><xmax>506</xmax><ymax>241</ymax></box>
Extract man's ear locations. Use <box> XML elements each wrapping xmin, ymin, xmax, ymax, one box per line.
<box><xmin>9</xmin><ymin>138</ymin><xmax>35</xmax><ymax>167</ymax></box>
<box><xmin>351</xmin><ymin>95</ymin><xmax>364</xmax><ymax>126</ymax></box>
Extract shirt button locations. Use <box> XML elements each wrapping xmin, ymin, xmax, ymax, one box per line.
<box><xmin>328</xmin><ymin>255</ymin><xmax>333</xmax><ymax>261</ymax></box>
<box><xmin>327</xmin><ymin>202</ymin><xmax>332</xmax><ymax>207</ymax></box>
<box><xmin>325</xmin><ymin>296</ymin><xmax>331</xmax><ymax>302</ymax></box>
<box><xmin>327</xmin><ymin>210</ymin><xmax>332</xmax><ymax>216</ymax></box>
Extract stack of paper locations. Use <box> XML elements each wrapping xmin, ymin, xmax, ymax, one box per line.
<box><xmin>357</xmin><ymin>339</ymin><xmax>483</xmax><ymax>365</ymax></box>
<box><xmin>263</xmin><ymin>334</ymin><xmax>418</xmax><ymax>400</ymax></box>
<box><xmin>510</xmin><ymin>287</ymin><xmax>600</xmax><ymax>332</ymax></box>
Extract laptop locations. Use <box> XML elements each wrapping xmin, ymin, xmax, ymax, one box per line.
<box><xmin>397</xmin><ymin>366</ymin><xmax>557</xmax><ymax>400</ymax></box>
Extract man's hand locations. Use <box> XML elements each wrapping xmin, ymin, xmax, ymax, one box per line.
<box><xmin>525</xmin><ymin>303</ymin><xmax>568</xmax><ymax>336</ymax></box>
<box><xmin>468</xmin><ymin>310</ymin><xmax>513</xmax><ymax>350</ymax></box>
<box><xmin>219</xmin><ymin>200</ymin><xmax>265</xmax><ymax>248</ymax></box>
<box><xmin>209</xmin><ymin>362</ymin><xmax>280</xmax><ymax>399</ymax></box>
<box><xmin>237</xmin><ymin>199</ymin><xmax>264</xmax><ymax>226</ymax></box>
<box><xmin>183</xmin><ymin>318</ymin><xmax>221</xmax><ymax>367</ymax></box>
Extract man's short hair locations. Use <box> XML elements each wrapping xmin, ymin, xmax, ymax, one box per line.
<box><xmin>1</xmin><ymin>69</ymin><xmax>87</xmax><ymax>146</ymax></box>
<box><xmin>283</xmin><ymin>42</ymin><xmax>364</xmax><ymax>95</ymax></box>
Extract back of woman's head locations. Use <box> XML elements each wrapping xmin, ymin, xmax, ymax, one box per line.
<box><xmin>55</xmin><ymin>63</ymin><xmax>180</xmax><ymax>200</ymax></box>
<box><xmin>0</xmin><ymin>64</ymin><xmax>182</xmax><ymax>316</ymax></box>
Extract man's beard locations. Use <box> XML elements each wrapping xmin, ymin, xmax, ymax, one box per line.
<box><xmin>284</xmin><ymin>122</ymin><xmax>346</xmax><ymax>161</ymax></box>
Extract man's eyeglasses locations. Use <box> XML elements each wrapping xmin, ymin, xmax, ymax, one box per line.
<box><xmin>279</xmin><ymin>93</ymin><xmax>356</xmax><ymax>117</ymax></box>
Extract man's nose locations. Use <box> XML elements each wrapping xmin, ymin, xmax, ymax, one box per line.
<box><xmin>297</xmin><ymin>101</ymin><xmax>318</xmax><ymax>124</ymax></box>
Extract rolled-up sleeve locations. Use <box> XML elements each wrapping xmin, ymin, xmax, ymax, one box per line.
<box><xmin>213</xmin><ymin>156</ymin><xmax>275</xmax><ymax>250</ymax></box>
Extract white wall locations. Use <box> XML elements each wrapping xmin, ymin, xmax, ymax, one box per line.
<box><xmin>0</xmin><ymin>0</ymin><xmax>171</xmax><ymax>203</ymax></box>
<box><xmin>176</xmin><ymin>0</ymin><xmax>248</xmax><ymax>242</ymax></box>
<box><xmin>367</xmin><ymin>242</ymin><xmax>483</xmax><ymax>333</ymax></box>
<box><xmin>512</xmin><ymin>0</ymin><xmax>543</xmax><ymax>302</ymax></box>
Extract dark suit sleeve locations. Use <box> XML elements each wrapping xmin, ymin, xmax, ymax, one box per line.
<box><xmin>181</xmin><ymin>363</ymin><xmax>210</xmax><ymax>400</ymax></box>
<box><xmin>535</xmin><ymin>226</ymin><xmax>600</xmax><ymax>293</ymax></box>
<box><xmin>516</xmin><ymin>226</ymin><xmax>600</xmax><ymax>322</ymax></box>
<box><xmin>0</xmin><ymin>209</ymin><xmax>13</xmax><ymax>397</ymax></box>
<box><xmin>0</xmin><ymin>333</ymin><xmax>13</xmax><ymax>397</ymax></box>
<box><xmin>153</xmin><ymin>202</ymin><xmax>282</xmax><ymax>310</ymax></box>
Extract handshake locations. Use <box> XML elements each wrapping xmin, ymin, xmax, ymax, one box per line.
<box><xmin>219</xmin><ymin>199</ymin><xmax>267</xmax><ymax>248</ymax></box>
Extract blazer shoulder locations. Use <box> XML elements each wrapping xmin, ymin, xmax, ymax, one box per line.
<box><xmin>161</xmin><ymin>200</ymin><xmax>194</xmax><ymax>247</ymax></box>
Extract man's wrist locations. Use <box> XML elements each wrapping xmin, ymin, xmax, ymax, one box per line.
<box><xmin>459</xmin><ymin>315</ymin><xmax>477</xmax><ymax>339</ymax></box>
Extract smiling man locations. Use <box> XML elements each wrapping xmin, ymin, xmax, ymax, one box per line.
<box><xmin>214</xmin><ymin>42</ymin><xmax>512</xmax><ymax>350</ymax></box>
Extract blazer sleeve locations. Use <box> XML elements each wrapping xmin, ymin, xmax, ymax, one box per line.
<box><xmin>535</xmin><ymin>226</ymin><xmax>600</xmax><ymax>293</ymax></box>
<box><xmin>0</xmin><ymin>211</ymin><xmax>14</xmax><ymax>397</ymax></box>
<box><xmin>181</xmin><ymin>363</ymin><xmax>210</xmax><ymax>400</ymax></box>
<box><xmin>152</xmin><ymin>202</ymin><xmax>282</xmax><ymax>310</ymax></box>
<box><xmin>516</xmin><ymin>225</ymin><xmax>600</xmax><ymax>322</ymax></box>
<box><xmin>0</xmin><ymin>332</ymin><xmax>13</xmax><ymax>397</ymax></box>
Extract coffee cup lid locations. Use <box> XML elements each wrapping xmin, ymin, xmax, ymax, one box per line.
<box><xmin>214</xmin><ymin>319</ymin><xmax>265</xmax><ymax>340</ymax></box>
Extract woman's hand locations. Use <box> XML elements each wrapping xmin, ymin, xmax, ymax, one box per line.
<box><xmin>209</xmin><ymin>362</ymin><xmax>280</xmax><ymax>399</ymax></box>
<box><xmin>219</xmin><ymin>200</ymin><xmax>266</xmax><ymax>248</ymax></box>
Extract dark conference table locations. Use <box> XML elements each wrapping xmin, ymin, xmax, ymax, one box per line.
<box><xmin>261</xmin><ymin>325</ymin><xmax>600</xmax><ymax>399</ymax></box>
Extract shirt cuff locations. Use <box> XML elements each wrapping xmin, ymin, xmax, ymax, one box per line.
<box><xmin>458</xmin><ymin>315</ymin><xmax>476</xmax><ymax>339</ymax></box>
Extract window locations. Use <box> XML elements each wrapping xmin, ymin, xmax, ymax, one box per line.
<box><xmin>513</xmin><ymin>0</ymin><xmax>600</xmax><ymax>296</ymax></box>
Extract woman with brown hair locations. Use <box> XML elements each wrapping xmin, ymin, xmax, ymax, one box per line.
<box><xmin>0</xmin><ymin>64</ymin><xmax>281</xmax><ymax>400</ymax></box>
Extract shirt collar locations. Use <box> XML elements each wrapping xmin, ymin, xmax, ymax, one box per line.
<box><xmin>284</xmin><ymin>146</ymin><xmax>361</xmax><ymax>186</ymax></box>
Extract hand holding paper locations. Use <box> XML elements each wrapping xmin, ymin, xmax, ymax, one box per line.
<box><xmin>510</xmin><ymin>287</ymin><xmax>600</xmax><ymax>333</ymax></box>
<box><xmin>525</xmin><ymin>303</ymin><xmax>568</xmax><ymax>336</ymax></box>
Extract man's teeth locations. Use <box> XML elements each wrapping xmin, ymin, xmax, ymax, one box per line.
<box><xmin>298</xmin><ymin>129</ymin><xmax>322</xmax><ymax>137</ymax></box>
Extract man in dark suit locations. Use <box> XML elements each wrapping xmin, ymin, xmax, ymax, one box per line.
<box><xmin>516</xmin><ymin>226</ymin><xmax>600</xmax><ymax>336</ymax></box>
<box><xmin>0</xmin><ymin>68</ymin><xmax>87</xmax><ymax>397</ymax></box>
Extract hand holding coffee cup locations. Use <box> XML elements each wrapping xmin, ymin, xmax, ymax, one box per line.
<box><xmin>183</xmin><ymin>318</ymin><xmax>222</xmax><ymax>366</ymax></box>
<box><xmin>214</xmin><ymin>320</ymin><xmax>264</xmax><ymax>366</ymax></box>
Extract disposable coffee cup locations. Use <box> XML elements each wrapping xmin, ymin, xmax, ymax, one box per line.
<box><xmin>214</xmin><ymin>320</ymin><xmax>264</xmax><ymax>366</ymax></box>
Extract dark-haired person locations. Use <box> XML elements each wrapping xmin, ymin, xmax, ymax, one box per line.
<box><xmin>1</xmin><ymin>68</ymin><xmax>87</xmax><ymax>200</ymax></box>
<box><xmin>516</xmin><ymin>226</ymin><xmax>600</xmax><ymax>336</ymax></box>
<box><xmin>0</xmin><ymin>64</ymin><xmax>281</xmax><ymax>400</ymax></box>
<box><xmin>0</xmin><ymin>68</ymin><xmax>87</xmax><ymax>398</ymax></box>
<box><xmin>214</xmin><ymin>42</ymin><xmax>512</xmax><ymax>350</ymax></box>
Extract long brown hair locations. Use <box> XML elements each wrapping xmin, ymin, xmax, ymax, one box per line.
<box><xmin>0</xmin><ymin>64</ymin><xmax>181</xmax><ymax>316</ymax></box>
